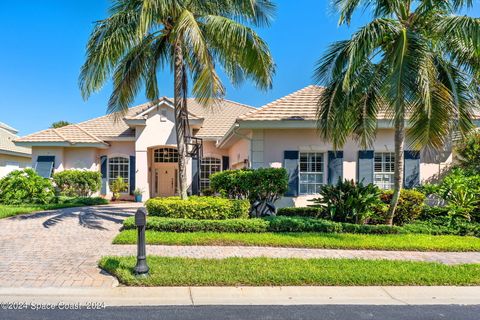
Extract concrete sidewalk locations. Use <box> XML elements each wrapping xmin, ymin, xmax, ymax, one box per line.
<box><xmin>1</xmin><ymin>286</ymin><xmax>479</xmax><ymax>306</ymax></box>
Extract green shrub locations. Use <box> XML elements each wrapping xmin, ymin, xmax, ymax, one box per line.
<box><xmin>210</xmin><ymin>168</ymin><xmax>288</xmax><ymax>217</ymax></box>
<box><xmin>123</xmin><ymin>216</ymin><xmax>269</xmax><ymax>233</ymax></box>
<box><xmin>53</xmin><ymin>170</ymin><xmax>101</xmax><ymax>197</ymax></box>
<box><xmin>0</xmin><ymin>169</ymin><xmax>55</xmax><ymax>205</ymax></box>
<box><xmin>277</xmin><ymin>207</ymin><xmax>324</xmax><ymax>218</ymax></box>
<box><xmin>145</xmin><ymin>196</ymin><xmax>250</xmax><ymax>220</ymax></box>
<box><xmin>311</xmin><ymin>179</ymin><xmax>386</xmax><ymax>224</ymax></box>
<box><xmin>57</xmin><ymin>196</ymin><xmax>108</xmax><ymax>206</ymax></box>
<box><xmin>265</xmin><ymin>216</ymin><xmax>401</xmax><ymax>234</ymax></box>
<box><xmin>376</xmin><ymin>189</ymin><xmax>426</xmax><ymax>226</ymax></box>
<box><xmin>422</xmin><ymin>168</ymin><xmax>480</xmax><ymax>222</ymax></box>
<box><xmin>403</xmin><ymin>219</ymin><xmax>480</xmax><ymax>237</ymax></box>
<box><xmin>456</xmin><ymin>131</ymin><xmax>480</xmax><ymax>171</ymax></box>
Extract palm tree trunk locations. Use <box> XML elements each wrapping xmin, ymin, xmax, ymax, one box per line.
<box><xmin>173</xmin><ymin>40</ymin><xmax>188</xmax><ymax>200</ymax></box>
<box><xmin>386</xmin><ymin>116</ymin><xmax>405</xmax><ymax>225</ymax></box>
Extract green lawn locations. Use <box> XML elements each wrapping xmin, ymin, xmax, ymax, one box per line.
<box><xmin>99</xmin><ymin>256</ymin><xmax>480</xmax><ymax>286</ymax></box>
<box><xmin>0</xmin><ymin>198</ymin><xmax>109</xmax><ymax>219</ymax></box>
<box><xmin>113</xmin><ymin>230</ymin><xmax>480</xmax><ymax>252</ymax></box>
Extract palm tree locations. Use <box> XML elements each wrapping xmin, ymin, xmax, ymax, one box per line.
<box><xmin>315</xmin><ymin>0</ymin><xmax>480</xmax><ymax>225</ymax></box>
<box><xmin>80</xmin><ymin>0</ymin><xmax>275</xmax><ymax>199</ymax></box>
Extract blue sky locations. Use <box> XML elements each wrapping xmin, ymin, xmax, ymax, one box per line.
<box><xmin>0</xmin><ymin>1</ymin><xmax>478</xmax><ymax>135</ymax></box>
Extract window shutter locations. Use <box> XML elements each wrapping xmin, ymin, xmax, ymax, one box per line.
<box><xmin>35</xmin><ymin>156</ymin><xmax>55</xmax><ymax>178</ymax></box>
<box><xmin>284</xmin><ymin>151</ymin><xmax>299</xmax><ymax>197</ymax></box>
<box><xmin>222</xmin><ymin>156</ymin><xmax>230</xmax><ymax>171</ymax></box>
<box><xmin>358</xmin><ymin>150</ymin><xmax>374</xmax><ymax>184</ymax></box>
<box><xmin>404</xmin><ymin>151</ymin><xmax>420</xmax><ymax>189</ymax></box>
<box><xmin>129</xmin><ymin>156</ymin><xmax>136</xmax><ymax>195</ymax></box>
<box><xmin>328</xmin><ymin>151</ymin><xmax>343</xmax><ymax>184</ymax></box>
<box><xmin>191</xmin><ymin>158</ymin><xmax>199</xmax><ymax>195</ymax></box>
<box><xmin>100</xmin><ymin>156</ymin><xmax>107</xmax><ymax>195</ymax></box>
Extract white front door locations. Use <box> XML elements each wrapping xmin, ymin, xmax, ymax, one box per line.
<box><xmin>153</xmin><ymin>164</ymin><xmax>178</xmax><ymax>197</ymax></box>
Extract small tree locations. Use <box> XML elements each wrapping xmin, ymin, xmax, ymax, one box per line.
<box><xmin>51</xmin><ymin>121</ymin><xmax>71</xmax><ymax>128</ymax></box>
<box><xmin>110</xmin><ymin>176</ymin><xmax>128</xmax><ymax>201</ymax></box>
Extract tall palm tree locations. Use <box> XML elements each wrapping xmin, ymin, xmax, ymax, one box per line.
<box><xmin>315</xmin><ymin>0</ymin><xmax>480</xmax><ymax>225</ymax></box>
<box><xmin>80</xmin><ymin>0</ymin><xmax>275</xmax><ymax>199</ymax></box>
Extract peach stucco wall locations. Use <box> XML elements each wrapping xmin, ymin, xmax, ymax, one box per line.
<box><xmin>64</xmin><ymin>148</ymin><xmax>97</xmax><ymax>171</ymax></box>
<box><xmin>228</xmin><ymin>138</ymin><xmax>251</xmax><ymax>169</ymax></box>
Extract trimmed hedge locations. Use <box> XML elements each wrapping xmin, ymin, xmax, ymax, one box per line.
<box><xmin>123</xmin><ymin>216</ymin><xmax>269</xmax><ymax>233</ymax></box>
<box><xmin>277</xmin><ymin>207</ymin><xmax>324</xmax><ymax>218</ymax></box>
<box><xmin>53</xmin><ymin>170</ymin><xmax>101</xmax><ymax>197</ymax></box>
<box><xmin>145</xmin><ymin>196</ymin><xmax>250</xmax><ymax>220</ymax></box>
<box><xmin>265</xmin><ymin>216</ymin><xmax>401</xmax><ymax>234</ymax></box>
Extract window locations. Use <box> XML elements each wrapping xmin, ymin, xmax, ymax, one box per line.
<box><xmin>35</xmin><ymin>156</ymin><xmax>55</xmax><ymax>178</ymax></box>
<box><xmin>108</xmin><ymin>157</ymin><xmax>129</xmax><ymax>192</ymax></box>
<box><xmin>200</xmin><ymin>157</ymin><xmax>221</xmax><ymax>191</ymax></box>
<box><xmin>374</xmin><ymin>152</ymin><xmax>395</xmax><ymax>189</ymax></box>
<box><xmin>154</xmin><ymin>148</ymin><xmax>178</xmax><ymax>163</ymax></box>
<box><xmin>299</xmin><ymin>152</ymin><xmax>324</xmax><ymax>195</ymax></box>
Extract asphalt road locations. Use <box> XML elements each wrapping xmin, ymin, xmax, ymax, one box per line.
<box><xmin>1</xmin><ymin>305</ymin><xmax>480</xmax><ymax>320</ymax></box>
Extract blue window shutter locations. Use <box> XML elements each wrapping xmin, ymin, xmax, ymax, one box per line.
<box><xmin>404</xmin><ymin>151</ymin><xmax>420</xmax><ymax>189</ymax></box>
<box><xmin>191</xmin><ymin>158</ymin><xmax>199</xmax><ymax>195</ymax></box>
<box><xmin>222</xmin><ymin>156</ymin><xmax>230</xmax><ymax>171</ymax></box>
<box><xmin>100</xmin><ymin>156</ymin><xmax>107</xmax><ymax>195</ymax></box>
<box><xmin>328</xmin><ymin>151</ymin><xmax>343</xmax><ymax>184</ymax></box>
<box><xmin>35</xmin><ymin>156</ymin><xmax>55</xmax><ymax>178</ymax></box>
<box><xmin>284</xmin><ymin>151</ymin><xmax>299</xmax><ymax>197</ymax></box>
<box><xmin>129</xmin><ymin>156</ymin><xmax>136</xmax><ymax>195</ymax></box>
<box><xmin>358</xmin><ymin>150</ymin><xmax>374</xmax><ymax>184</ymax></box>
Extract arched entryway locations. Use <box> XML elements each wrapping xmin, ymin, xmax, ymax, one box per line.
<box><xmin>150</xmin><ymin>147</ymin><xmax>179</xmax><ymax>197</ymax></box>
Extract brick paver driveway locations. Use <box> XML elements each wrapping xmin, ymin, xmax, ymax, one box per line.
<box><xmin>1</xmin><ymin>204</ymin><xmax>480</xmax><ymax>289</ymax></box>
<box><xmin>0</xmin><ymin>203</ymin><xmax>141</xmax><ymax>288</ymax></box>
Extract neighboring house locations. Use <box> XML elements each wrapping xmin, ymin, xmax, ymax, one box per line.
<box><xmin>15</xmin><ymin>86</ymin><xmax>479</xmax><ymax>206</ymax></box>
<box><xmin>0</xmin><ymin>122</ymin><xmax>31</xmax><ymax>178</ymax></box>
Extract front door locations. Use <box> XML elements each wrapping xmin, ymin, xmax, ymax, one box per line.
<box><xmin>154</xmin><ymin>164</ymin><xmax>178</xmax><ymax>197</ymax></box>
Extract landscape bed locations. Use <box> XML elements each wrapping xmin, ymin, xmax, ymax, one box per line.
<box><xmin>113</xmin><ymin>230</ymin><xmax>480</xmax><ymax>252</ymax></box>
<box><xmin>99</xmin><ymin>256</ymin><xmax>480</xmax><ymax>286</ymax></box>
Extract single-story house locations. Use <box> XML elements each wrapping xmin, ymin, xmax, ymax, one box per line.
<box><xmin>0</xmin><ymin>122</ymin><xmax>31</xmax><ymax>178</ymax></box>
<box><xmin>14</xmin><ymin>86</ymin><xmax>479</xmax><ymax>206</ymax></box>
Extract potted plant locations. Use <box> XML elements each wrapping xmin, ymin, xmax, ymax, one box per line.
<box><xmin>133</xmin><ymin>188</ymin><xmax>144</xmax><ymax>203</ymax></box>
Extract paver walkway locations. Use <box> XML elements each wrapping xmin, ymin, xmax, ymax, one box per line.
<box><xmin>1</xmin><ymin>204</ymin><xmax>480</xmax><ymax>288</ymax></box>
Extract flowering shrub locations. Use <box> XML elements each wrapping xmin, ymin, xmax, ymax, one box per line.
<box><xmin>0</xmin><ymin>169</ymin><xmax>55</xmax><ymax>204</ymax></box>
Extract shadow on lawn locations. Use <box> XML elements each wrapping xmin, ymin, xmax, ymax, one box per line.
<box><xmin>14</xmin><ymin>206</ymin><xmax>134</xmax><ymax>230</ymax></box>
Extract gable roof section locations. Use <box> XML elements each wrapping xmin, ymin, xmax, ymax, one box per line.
<box><xmin>0</xmin><ymin>125</ymin><xmax>31</xmax><ymax>157</ymax></box>
<box><xmin>239</xmin><ymin>85</ymin><xmax>322</xmax><ymax>121</ymax></box>
<box><xmin>240</xmin><ymin>85</ymin><xmax>480</xmax><ymax>122</ymax></box>
<box><xmin>16</xmin><ymin>98</ymin><xmax>255</xmax><ymax>145</ymax></box>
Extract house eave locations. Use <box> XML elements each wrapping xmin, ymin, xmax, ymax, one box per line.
<box><xmin>0</xmin><ymin>149</ymin><xmax>31</xmax><ymax>158</ymax></box>
<box><xmin>14</xmin><ymin>141</ymin><xmax>110</xmax><ymax>149</ymax></box>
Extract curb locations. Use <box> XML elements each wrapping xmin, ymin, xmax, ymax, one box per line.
<box><xmin>1</xmin><ymin>286</ymin><xmax>480</xmax><ymax>306</ymax></box>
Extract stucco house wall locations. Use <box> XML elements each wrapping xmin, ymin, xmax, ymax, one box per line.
<box><xmin>31</xmin><ymin>147</ymin><xmax>65</xmax><ymax>172</ymax></box>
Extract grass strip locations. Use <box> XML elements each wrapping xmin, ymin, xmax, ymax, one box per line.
<box><xmin>99</xmin><ymin>256</ymin><xmax>480</xmax><ymax>286</ymax></box>
<box><xmin>113</xmin><ymin>230</ymin><xmax>480</xmax><ymax>252</ymax></box>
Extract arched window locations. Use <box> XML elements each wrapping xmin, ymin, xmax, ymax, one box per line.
<box><xmin>108</xmin><ymin>157</ymin><xmax>129</xmax><ymax>192</ymax></box>
<box><xmin>154</xmin><ymin>148</ymin><xmax>179</xmax><ymax>163</ymax></box>
<box><xmin>200</xmin><ymin>157</ymin><xmax>222</xmax><ymax>191</ymax></box>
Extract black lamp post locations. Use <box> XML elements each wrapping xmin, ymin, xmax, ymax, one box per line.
<box><xmin>134</xmin><ymin>207</ymin><xmax>149</xmax><ymax>277</ymax></box>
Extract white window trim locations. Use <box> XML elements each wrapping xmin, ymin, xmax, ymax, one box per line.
<box><xmin>107</xmin><ymin>155</ymin><xmax>130</xmax><ymax>194</ymax></box>
<box><xmin>298</xmin><ymin>151</ymin><xmax>327</xmax><ymax>195</ymax></box>
<box><xmin>374</xmin><ymin>152</ymin><xmax>395</xmax><ymax>190</ymax></box>
<box><xmin>200</xmin><ymin>156</ymin><xmax>223</xmax><ymax>191</ymax></box>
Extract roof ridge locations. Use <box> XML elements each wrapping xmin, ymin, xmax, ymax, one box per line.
<box><xmin>221</xmin><ymin>98</ymin><xmax>256</xmax><ymax>110</ymax></box>
<box><xmin>51</xmin><ymin>128</ymin><xmax>68</xmax><ymax>141</ymax></box>
<box><xmin>72</xmin><ymin>124</ymin><xmax>105</xmax><ymax>144</ymax></box>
